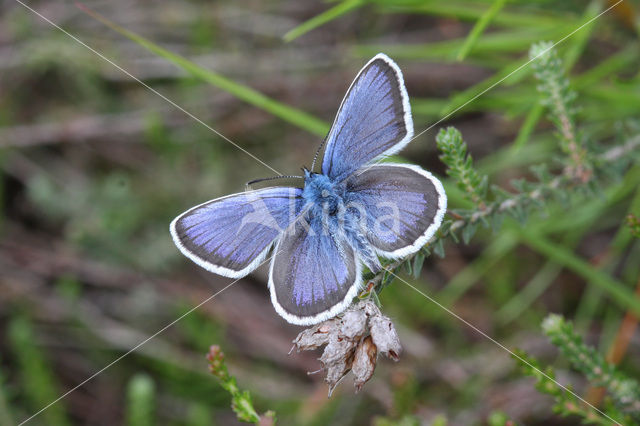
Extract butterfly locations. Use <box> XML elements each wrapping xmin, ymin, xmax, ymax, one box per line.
<box><xmin>170</xmin><ymin>53</ymin><xmax>447</xmax><ymax>325</ymax></box>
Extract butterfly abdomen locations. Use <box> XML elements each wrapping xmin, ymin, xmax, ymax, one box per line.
<box><xmin>345</xmin><ymin>222</ymin><xmax>381</xmax><ymax>274</ymax></box>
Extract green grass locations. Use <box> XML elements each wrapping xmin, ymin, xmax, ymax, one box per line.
<box><xmin>8</xmin><ymin>315</ymin><xmax>70</xmax><ymax>426</ymax></box>
<box><xmin>456</xmin><ymin>0</ymin><xmax>509</xmax><ymax>61</ymax></box>
<box><xmin>283</xmin><ymin>0</ymin><xmax>365</xmax><ymax>42</ymax></box>
<box><xmin>78</xmin><ymin>5</ymin><xmax>330</xmax><ymax>138</ymax></box>
<box><xmin>125</xmin><ymin>374</ymin><xmax>156</xmax><ymax>426</ymax></box>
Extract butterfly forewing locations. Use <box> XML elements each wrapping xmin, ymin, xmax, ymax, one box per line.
<box><xmin>171</xmin><ymin>187</ymin><xmax>303</xmax><ymax>278</ymax></box>
<box><xmin>320</xmin><ymin>53</ymin><xmax>414</xmax><ymax>182</ymax></box>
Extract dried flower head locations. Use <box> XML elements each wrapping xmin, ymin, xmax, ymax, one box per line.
<box><xmin>292</xmin><ymin>300</ymin><xmax>402</xmax><ymax>396</ymax></box>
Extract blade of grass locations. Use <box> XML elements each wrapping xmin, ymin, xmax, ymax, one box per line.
<box><xmin>126</xmin><ymin>374</ymin><xmax>156</xmax><ymax>426</ymax></box>
<box><xmin>444</xmin><ymin>1</ymin><xmax>599</xmax><ymax>136</ymax></box>
<box><xmin>358</xmin><ymin>27</ymin><xmax>566</xmax><ymax>63</ymax></box>
<box><xmin>621</xmin><ymin>239</ymin><xmax>640</xmax><ymax>288</ymax></box>
<box><xmin>601</xmin><ymin>242</ymin><xmax>640</xmax><ymax>358</ymax></box>
<box><xmin>497</xmin><ymin>261</ymin><xmax>562</xmax><ymax>325</ymax></box>
<box><xmin>496</xmin><ymin>181</ymin><xmax>628</xmax><ymax>325</ymax></box>
<box><xmin>9</xmin><ymin>315</ymin><xmax>71</xmax><ymax>426</ymax></box>
<box><xmin>574</xmin><ymin>185</ymin><xmax>640</xmax><ymax>331</ymax></box>
<box><xmin>510</xmin><ymin>104</ymin><xmax>544</xmax><ymax>152</ymax></box>
<box><xmin>411</xmin><ymin>98</ymin><xmax>448</xmax><ymax>118</ymax></box>
<box><xmin>456</xmin><ymin>0</ymin><xmax>508</xmax><ymax>61</ymax></box>
<box><xmin>437</xmin><ymin>231</ymin><xmax>519</xmax><ymax>306</ymax></box>
<box><xmin>283</xmin><ymin>0</ymin><xmax>364</xmax><ymax>42</ymax></box>
<box><xmin>574</xmin><ymin>270</ymin><xmax>620</xmax><ymax>334</ymax></box>
<box><xmin>573</xmin><ymin>43</ymin><xmax>639</xmax><ymax>89</ymax></box>
<box><xmin>413</xmin><ymin>89</ymin><xmax>537</xmax><ymax>118</ymax></box>
<box><xmin>378</xmin><ymin>1</ymin><xmax>569</xmax><ymax>28</ymax></box>
<box><xmin>78</xmin><ymin>4</ymin><xmax>330</xmax><ymax>137</ymax></box>
<box><xmin>538</xmin><ymin>167</ymin><xmax>640</xmax><ymax>235</ymax></box>
<box><xmin>562</xmin><ymin>1</ymin><xmax>602</xmax><ymax>68</ymax></box>
<box><xmin>518</xmin><ymin>229</ymin><xmax>640</xmax><ymax>316</ymax></box>
<box><xmin>439</xmin><ymin>55</ymin><xmax>535</xmax><ymax>116</ymax></box>
<box><xmin>584</xmin><ymin>84</ymin><xmax>640</xmax><ymax>109</ymax></box>
<box><xmin>496</xmin><ymin>164</ymin><xmax>636</xmax><ymax>324</ymax></box>
<box><xmin>477</xmin><ymin>134</ymin><xmax>555</xmax><ymax>175</ymax></box>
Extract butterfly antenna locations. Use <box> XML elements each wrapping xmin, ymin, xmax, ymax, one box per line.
<box><xmin>310</xmin><ymin>137</ymin><xmax>328</xmax><ymax>173</ymax></box>
<box><xmin>245</xmin><ymin>175</ymin><xmax>303</xmax><ymax>191</ymax></box>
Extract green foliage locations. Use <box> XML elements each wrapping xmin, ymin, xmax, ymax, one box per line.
<box><xmin>530</xmin><ymin>41</ymin><xmax>591</xmax><ymax>182</ymax></box>
<box><xmin>542</xmin><ymin>314</ymin><xmax>640</xmax><ymax>420</ymax></box>
<box><xmin>515</xmin><ymin>314</ymin><xmax>640</xmax><ymax>425</ymax></box>
<box><xmin>283</xmin><ymin>0</ymin><xmax>365</xmax><ymax>42</ymax></box>
<box><xmin>26</xmin><ymin>170</ymin><xmax>175</xmax><ymax>271</ymax></box>
<box><xmin>456</xmin><ymin>0</ymin><xmax>508</xmax><ymax>61</ymax></box>
<box><xmin>185</xmin><ymin>403</ymin><xmax>212</xmax><ymax>426</ymax></box>
<box><xmin>373</xmin><ymin>414</ymin><xmax>422</xmax><ymax>426</ymax></box>
<box><xmin>430</xmin><ymin>414</ymin><xmax>448</xmax><ymax>426</ymax></box>
<box><xmin>520</xmin><ymin>227</ymin><xmax>640</xmax><ymax>316</ymax></box>
<box><xmin>486</xmin><ymin>411</ymin><xmax>511</xmax><ymax>426</ymax></box>
<box><xmin>436</xmin><ymin>127</ymin><xmax>488</xmax><ymax>209</ymax></box>
<box><xmin>206</xmin><ymin>345</ymin><xmax>274</xmax><ymax>424</ymax></box>
<box><xmin>125</xmin><ymin>374</ymin><xmax>156</xmax><ymax>426</ymax></box>
<box><xmin>79</xmin><ymin>5</ymin><xmax>329</xmax><ymax>137</ymax></box>
<box><xmin>626</xmin><ymin>214</ymin><xmax>640</xmax><ymax>238</ymax></box>
<box><xmin>513</xmin><ymin>349</ymin><xmax>613</xmax><ymax>425</ymax></box>
<box><xmin>8</xmin><ymin>315</ymin><xmax>70</xmax><ymax>426</ymax></box>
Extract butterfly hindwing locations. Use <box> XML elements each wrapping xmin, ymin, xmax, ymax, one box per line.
<box><xmin>320</xmin><ymin>53</ymin><xmax>413</xmax><ymax>182</ymax></box>
<box><xmin>346</xmin><ymin>163</ymin><xmax>447</xmax><ymax>259</ymax></box>
<box><xmin>171</xmin><ymin>187</ymin><xmax>303</xmax><ymax>278</ymax></box>
<box><xmin>269</xmin><ymin>213</ymin><xmax>361</xmax><ymax>325</ymax></box>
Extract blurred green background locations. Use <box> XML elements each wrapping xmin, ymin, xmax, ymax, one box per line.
<box><xmin>1</xmin><ymin>0</ymin><xmax>639</xmax><ymax>425</ymax></box>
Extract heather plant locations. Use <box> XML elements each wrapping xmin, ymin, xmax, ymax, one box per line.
<box><xmin>206</xmin><ymin>345</ymin><xmax>276</xmax><ymax>425</ymax></box>
<box><xmin>515</xmin><ymin>314</ymin><xmax>640</xmax><ymax>425</ymax></box>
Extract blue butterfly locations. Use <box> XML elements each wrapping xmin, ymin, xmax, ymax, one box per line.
<box><xmin>171</xmin><ymin>54</ymin><xmax>447</xmax><ymax>325</ymax></box>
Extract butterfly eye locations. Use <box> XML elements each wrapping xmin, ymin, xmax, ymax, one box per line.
<box><xmin>321</xmin><ymin>190</ymin><xmax>329</xmax><ymax>198</ymax></box>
